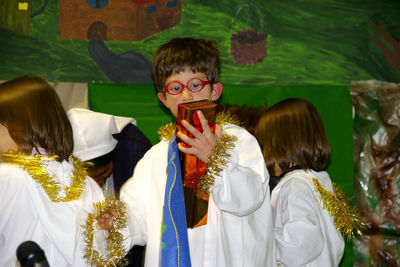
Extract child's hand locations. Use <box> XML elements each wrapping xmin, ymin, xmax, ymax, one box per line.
<box><xmin>96</xmin><ymin>209</ymin><xmax>118</xmax><ymax>230</ymax></box>
<box><xmin>177</xmin><ymin>110</ymin><xmax>222</xmax><ymax>163</ymax></box>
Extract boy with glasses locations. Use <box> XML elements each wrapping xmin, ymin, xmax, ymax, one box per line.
<box><xmin>120</xmin><ymin>38</ymin><xmax>275</xmax><ymax>267</ymax></box>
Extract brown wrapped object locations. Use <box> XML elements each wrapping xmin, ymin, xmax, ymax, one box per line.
<box><xmin>351</xmin><ymin>80</ymin><xmax>400</xmax><ymax>266</ymax></box>
<box><xmin>176</xmin><ymin>100</ymin><xmax>217</xmax><ymax>228</ymax></box>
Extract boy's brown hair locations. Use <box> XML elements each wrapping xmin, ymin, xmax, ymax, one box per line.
<box><xmin>254</xmin><ymin>98</ymin><xmax>330</xmax><ymax>176</ymax></box>
<box><xmin>0</xmin><ymin>76</ymin><xmax>73</xmax><ymax>161</ymax></box>
<box><xmin>217</xmin><ymin>104</ymin><xmax>268</xmax><ymax>135</ymax></box>
<box><xmin>152</xmin><ymin>38</ymin><xmax>221</xmax><ymax>93</ymax></box>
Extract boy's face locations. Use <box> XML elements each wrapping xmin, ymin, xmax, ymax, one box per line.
<box><xmin>157</xmin><ymin>70</ymin><xmax>222</xmax><ymax>117</ymax></box>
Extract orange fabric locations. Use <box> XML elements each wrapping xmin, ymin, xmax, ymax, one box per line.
<box><xmin>193</xmin><ymin>214</ymin><xmax>208</xmax><ymax>228</ymax></box>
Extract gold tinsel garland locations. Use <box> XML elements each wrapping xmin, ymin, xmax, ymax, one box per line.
<box><xmin>0</xmin><ymin>152</ymin><xmax>88</xmax><ymax>202</ymax></box>
<box><xmin>83</xmin><ymin>200</ymin><xmax>128</xmax><ymax>267</ymax></box>
<box><xmin>157</xmin><ymin>112</ymin><xmax>239</xmax><ymax>194</ymax></box>
<box><xmin>313</xmin><ymin>178</ymin><xmax>365</xmax><ymax>240</ymax></box>
<box><xmin>158</xmin><ymin>122</ymin><xmax>176</xmax><ymax>141</ymax></box>
<box><xmin>158</xmin><ymin>111</ymin><xmax>240</xmax><ymax>141</ymax></box>
<box><xmin>199</xmin><ymin>133</ymin><xmax>237</xmax><ymax>194</ymax></box>
<box><xmin>215</xmin><ymin>111</ymin><xmax>240</xmax><ymax>126</ymax></box>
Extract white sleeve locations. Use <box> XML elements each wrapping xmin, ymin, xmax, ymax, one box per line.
<box><xmin>211</xmin><ymin>126</ymin><xmax>269</xmax><ymax>216</ymax></box>
<box><xmin>0</xmin><ymin>164</ymin><xmax>85</xmax><ymax>265</ymax></box>
<box><xmin>274</xmin><ymin>179</ymin><xmax>324</xmax><ymax>266</ymax></box>
<box><xmin>0</xmin><ymin>164</ymin><xmax>25</xmax><ymax>216</ymax></box>
<box><xmin>120</xmin><ymin>154</ymin><xmax>149</xmax><ymax>247</ymax></box>
<box><xmin>0</xmin><ymin>165</ymin><xmax>35</xmax><ymax>266</ymax></box>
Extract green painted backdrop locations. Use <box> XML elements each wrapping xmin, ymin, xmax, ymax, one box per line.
<box><xmin>0</xmin><ymin>0</ymin><xmax>399</xmax><ymax>84</ymax></box>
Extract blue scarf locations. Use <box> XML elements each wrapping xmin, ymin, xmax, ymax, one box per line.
<box><xmin>160</xmin><ymin>137</ymin><xmax>191</xmax><ymax>267</ymax></box>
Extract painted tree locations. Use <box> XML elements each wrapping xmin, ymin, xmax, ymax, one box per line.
<box><xmin>0</xmin><ymin>0</ymin><xmax>32</xmax><ymax>34</ymax></box>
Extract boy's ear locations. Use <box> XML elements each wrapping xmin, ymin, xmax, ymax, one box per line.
<box><xmin>211</xmin><ymin>83</ymin><xmax>223</xmax><ymax>101</ymax></box>
<box><xmin>157</xmin><ymin>92</ymin><xmax>168</xmax><ymax>107</ymax></box>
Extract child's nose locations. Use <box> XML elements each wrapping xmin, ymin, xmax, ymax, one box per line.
<box><xmin>181</xmin><ymin>88</ymin><xmax>193</xmax><ymax>102</ymax></box>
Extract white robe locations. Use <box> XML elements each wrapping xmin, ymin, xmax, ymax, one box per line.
<box><xmin>0</xmin><ymin>158</ymin><xmax>107</xmax><ymax>267</ymax></box>
<box><xmin>120</xmin><ymin>124</ymin><xmax>276</xmax><ymax>267</ymax></box>
<box><xmin>271</xmin><ymin>169</ymin><xmax>344</xmax><ymax>267</ymax></box>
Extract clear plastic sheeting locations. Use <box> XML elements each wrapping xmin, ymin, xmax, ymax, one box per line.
<box><xmin>351</xmin><ymin>80</ymin><xmax>400</xmax><ymax>266</ymax></box>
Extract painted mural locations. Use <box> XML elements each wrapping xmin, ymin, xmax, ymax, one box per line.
<box><xmin>0</xmin><ymin>0</ymin><xmax>399</xmax><ymax>85</ymax></box>
<box><xmin>1</xmin><ymin>1</ymin><xmax>400</xmax><ymax>266</ymax></box>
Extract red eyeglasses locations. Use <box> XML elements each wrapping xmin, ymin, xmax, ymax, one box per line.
<box><xmin>163</xmin><ymin>78</ymin><xmax>211</xmax><ymax>95</ymax></box>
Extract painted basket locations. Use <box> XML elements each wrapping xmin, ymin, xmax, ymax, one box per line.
<box><xmin>230</xmin><ymin>1</ymin><xmax>267</xmax><ymax>65</ymax></box>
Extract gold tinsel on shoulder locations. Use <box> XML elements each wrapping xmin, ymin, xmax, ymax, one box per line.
<box><xmin>157</xmin><ymin>111</ymin><xmax>240</xmax><ymax>141</ymax></box>
<box><xmin>158</xmin><ymin>122</ymin><xmax>176</xmax><ymax>141</ymax></box>
<box><xmin>313</xmin><ymin>178</ymin><xmax>365</xmax><ymax>240</ymax></box>
<box><xmin>200</xmin><ymin>132</ymin><xmax>237</xmax><ymax>194</ymax></box>
<box><xmin>83</xmin><ymin>199</ymin><xmax>128</xmax><ymax>267</ymax></box>
<box><xmin>0</xmin><ymin>152</ymin><xmax>89</xmax><ymax>202</ymax></box>
<box><xmin>216</xmin><ymin>111</ymin><xmax>240</xmax><ymax>126</ymax></box>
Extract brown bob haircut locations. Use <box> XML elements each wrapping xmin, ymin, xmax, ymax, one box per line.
<box><xmin>0</xmin><ymin>76</ymin><xmax>73</xmax><ymax>161</ymax></box>
<box><xmin>152</xmin><ymin>37</ymin><xmax>221</xmax><ymax>93</ymax></box>
<box><xmin>254</xmin><ymin>98</ymin><xmax>330</xmax><ymax>175</ymax></box>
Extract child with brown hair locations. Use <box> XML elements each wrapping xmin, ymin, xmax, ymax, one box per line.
<box><xmin>255</xmin><ymin>98</ymin><xmax>363</xmax><ymax>266</ymax></box>
<box><xmin>120</xmin><ymin>38</ymin><xmax>275</xmax><ymax>267</ymax></box>
<box><xmin>0</xmin><ymin>76</ymin><xmax>128</xmax><ymax>266</ymax></box>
